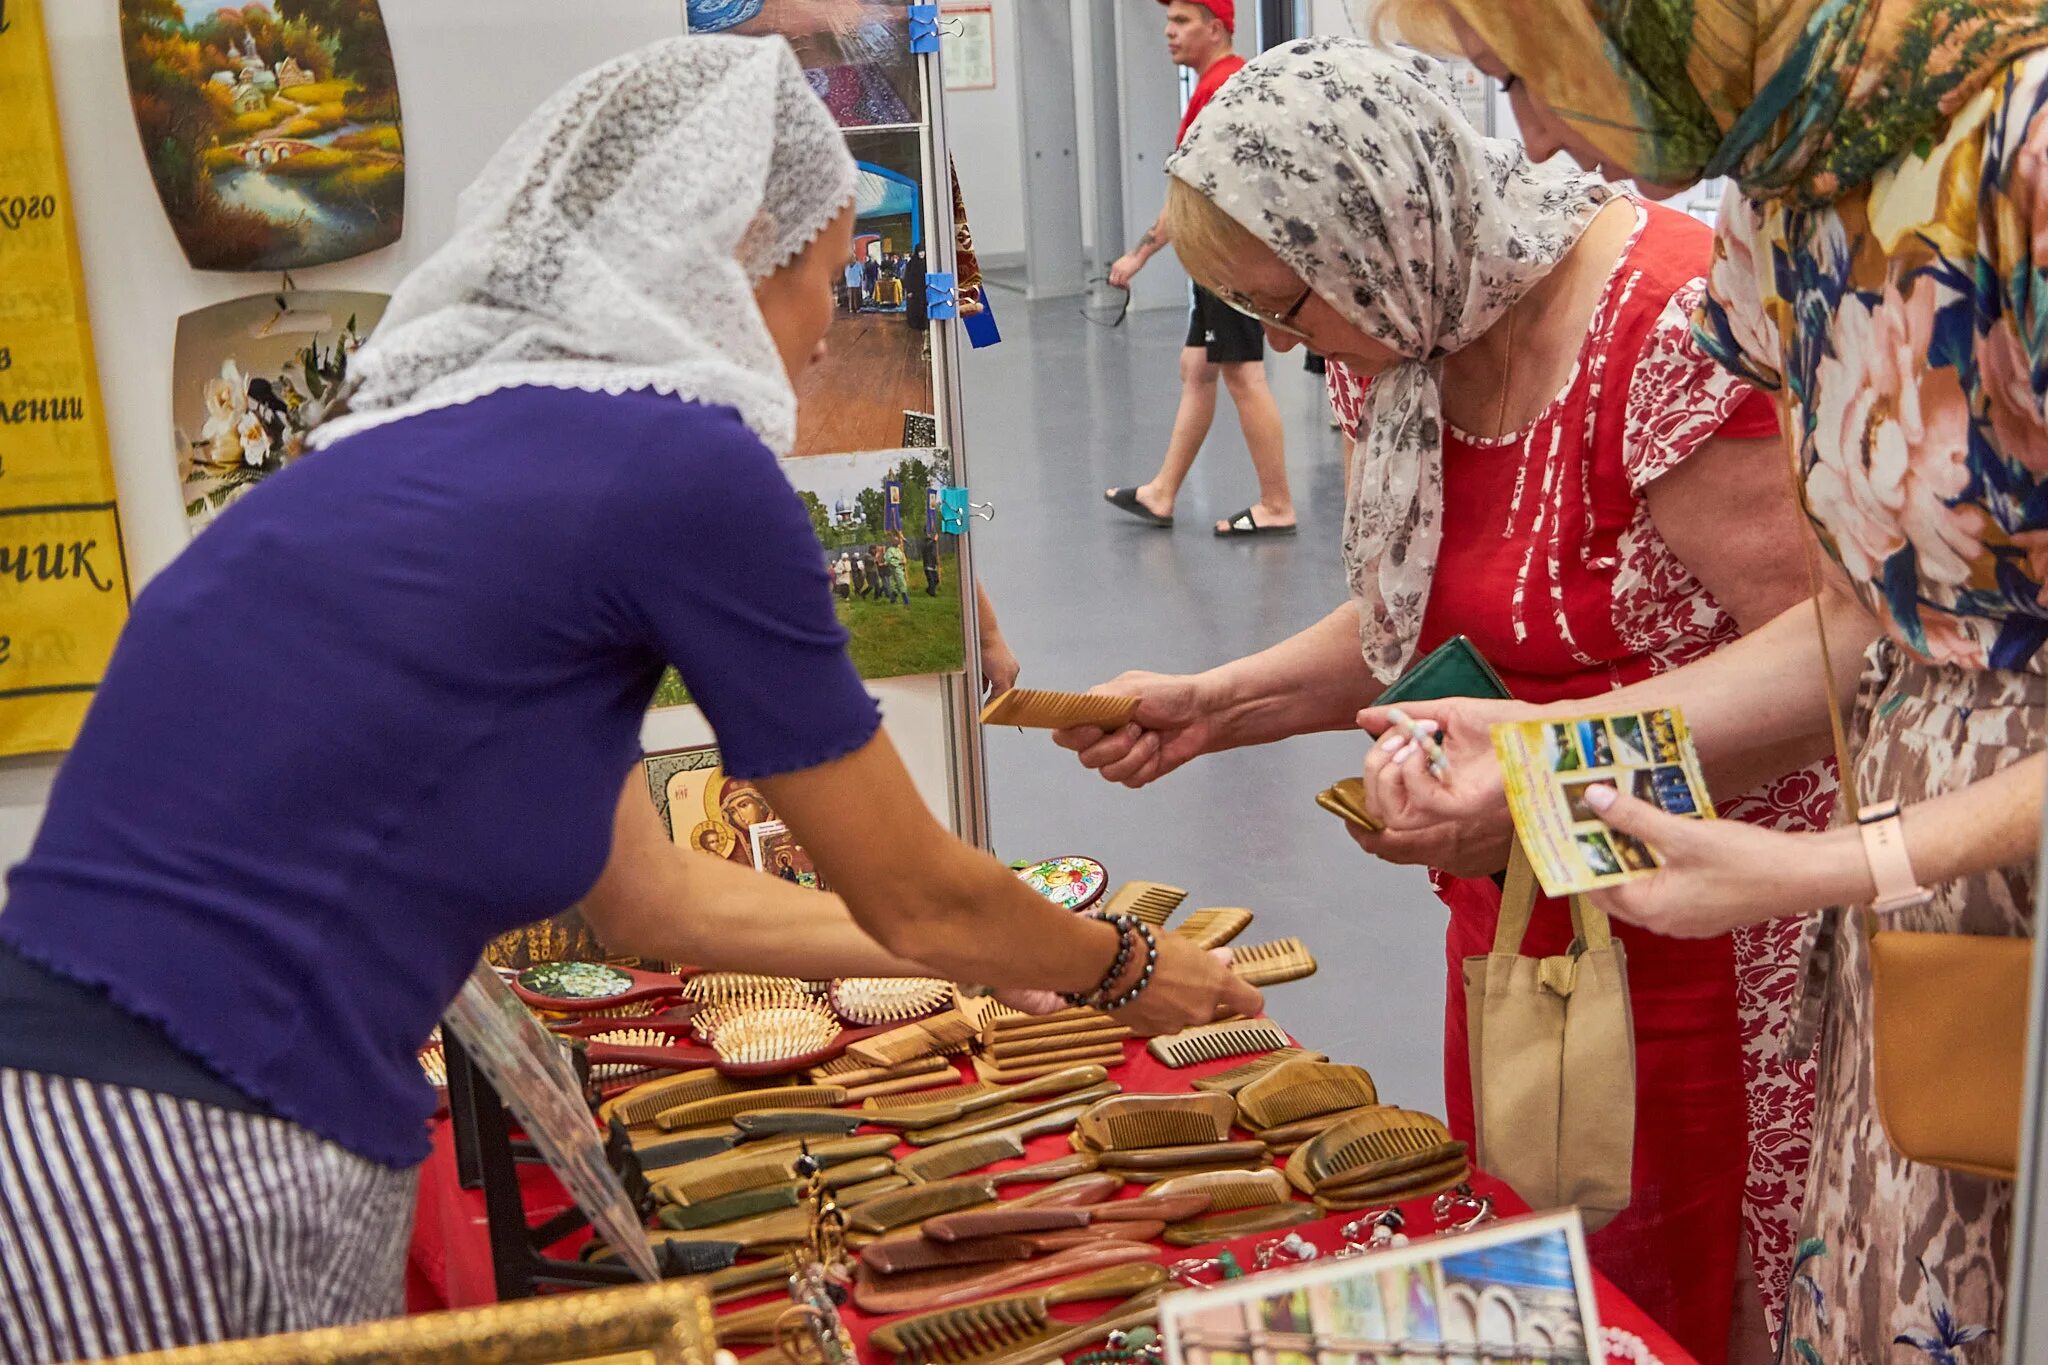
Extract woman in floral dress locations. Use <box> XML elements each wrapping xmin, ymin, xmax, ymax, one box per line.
<box><xmin>1051</xmin><ymin>40</ymin><xmax>1826</xmax><ymax>1362</ymax></box>
<box><xmin>1367</xmin><ymin>2</ymin><xmax>2048</xmax><ymax>1356</ymax></box>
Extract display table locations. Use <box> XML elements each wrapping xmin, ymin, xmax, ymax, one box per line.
<box><xmin>407</xmin><ymin>1037</ymin><xmax>1696</xmax><ymax>1365</ymax></box>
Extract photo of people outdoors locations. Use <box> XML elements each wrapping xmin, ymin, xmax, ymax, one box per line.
<box><xmin>791</xmin><ymin>129</ymin><xmax>936</xmax><ymax>457</ymax></box>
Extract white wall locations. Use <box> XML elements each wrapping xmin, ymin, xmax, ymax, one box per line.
<box><xmin>944</xmin><ymin>0</ymin><xmax>1026</xmax><ymax>261</ymax></box>
<box><xmin>1</xmin><ymin>1</ymin><xmax>961</xmax><ymax>878</ymax></box>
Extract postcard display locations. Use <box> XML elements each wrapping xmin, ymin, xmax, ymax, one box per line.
<box><xmin>0</xmin><ymin>2</ymin><xmax>979</xmax><ymax>874</ymax></box>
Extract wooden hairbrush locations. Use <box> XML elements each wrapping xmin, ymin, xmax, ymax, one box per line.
<box><xmin>1099</xmin><ymin>881</ymin><xmax>1187</xmax><ymax>927</ymax></box>
<box><xmin>1146</xmin><ymin>1018</ymin><xmax>1291</xmax><ymax>1069</ymax></box>
<box><xmin>904</xmin><ymin>1081</ymin><xmax>1120</xmax><ymax>1147</ymax></box>
<box><xmin>853</xmin><ymin>1242</ymin><xmax>1162</xmax><ymax>1316</ymax></box>
<box><xmin>1235</xmin><ymin>1060</ymin><xmax>1379</xmax><ymax>1131</ymax></box>
<box><xmin>1228</xmin><ymin>938</ymin><xmax>1319</xmax><ymax>987</ymax></box>
<box><xmin>869</xmin><ymin>1263</ymin><xmax>1169</xmax><ymax>1361</ymax></box>
<box><xmin>681</xmin><ymin>972</ymin><xmax>819</xmax><ymax>1004</ymax></box>
<box><xmin>1169</xmin><ymin>907</ymin><xmax>1254</xmax><ymax>949</ymax></box>
<box><xmin>1286</xmin><ymin>1106</ymin><xmax>1458</xmax><ymax>1194</ymax></box>
<box><xmin>974</xmin><ymin>1049</ymin><xmax>1128</xmax><ymax>1086</ymax></box>
<box><xmin>979</xmin><ymin>688</ymin><xmax>1138</xmax><ymax>730</ymax></box>
<box><xmin>863</xmin><ymin>1065</ymin><xmax>1109</xmax><ymax>1130</ymax></box>
<box><xmin>1073</xmin><ymin>1093</ymin><xmax>1235</xmax><ymax>1151</ymax></box>
<box><xmin>847</xmin><ymin>1176</ymin><xmax>1001</xmax><ymax>1234</ymax></box>
<box><xmin>1161</xmin><ymin>1203</ymin><xmax>1319</xmax><ymax>1246</ymax></box>
<box><xmin>1189</xmin><ymin>1047</ymin><xmax>1328</xmax><ymax>1097</ymax></box>
<box><xmin>828</xmin><ymin>977</ymin><xmax>955</xmax><ymax>1026</ymax></box>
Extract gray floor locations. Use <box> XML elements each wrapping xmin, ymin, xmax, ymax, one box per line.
<box><xmin>960</xmin><ymin>293</ymin><xmax>1450</xmax><ymax>1115</ymax></box>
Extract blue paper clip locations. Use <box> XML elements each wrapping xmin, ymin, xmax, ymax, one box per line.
<box><xmin>926</xmin><ymin>272</ymin><xmax>958</xmax><ymax>320</ymax></box>
<box><xmin>940</xmin><ymin>488</ymin><xmax>971</xmax><ymax>535</ymax></box>
<box><xmin>909</xmin><ymin>5</ymin><xmax>941</xmax><ymax>52</ymax></box>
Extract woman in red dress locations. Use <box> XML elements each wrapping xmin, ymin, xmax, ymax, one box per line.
<box><xmin>1054</xmin><ymin>40</ymin><xmax>1825</xmax><ymax>1363</ymax></box>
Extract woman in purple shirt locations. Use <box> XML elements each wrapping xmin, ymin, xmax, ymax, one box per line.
<box><xmin>0</xmin><ymin>38</ymin><xmax>1258</xmax><ymax>1363</ymax></box>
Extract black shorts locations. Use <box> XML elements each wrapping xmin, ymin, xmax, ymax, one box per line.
<box><xmin>1186</xmin><ymin>285</ymin><xmax>1264</xmax><ymax>364</ymax></box>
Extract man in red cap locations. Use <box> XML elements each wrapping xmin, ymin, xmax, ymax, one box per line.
<box><xmin>1102</xmin><ymin>0</ymin><xmax>1296</xmax><ymax>538</ymax></box>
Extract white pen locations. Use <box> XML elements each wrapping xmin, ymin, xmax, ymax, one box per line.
<box><xmin>1386</xmin><ymin>707</ymin><xmax>1451</xmax><ymax>779</ymax></box>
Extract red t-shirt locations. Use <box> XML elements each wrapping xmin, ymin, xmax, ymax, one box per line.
<box><xmin>1176</xmin><ymin>54</ymin><xmax>1245</xmax><ymax>146</ymax></box>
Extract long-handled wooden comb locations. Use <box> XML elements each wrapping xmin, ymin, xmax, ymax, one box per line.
<box><xmin>1169</xmin><ymin>907</ymin><xmax>1254</xmax><ymax>949</ymax></box>
<box><xmin>985</xmin><ymin>1027</ymin><xmax>1130</xmax><ymax>1060</ymax></box>
<box><xmin>1312</xmin><ymin>1151</ymin><xmax>1471</xmax><ymax>1210</ymax></box>
<box><xmin>1146</xmin><ymin>1019</ymin><xmax>1291</xmax><ymax>1069</ymax></box>
<box><xmin>1098</xmin><ymin>1140</ymin><xmax>1266</xmax><ymax>1171</ymax></box>
<box><xmin>1235</xmin><ymin>1060</ymin><xmax>1379</xmax><ymax>1131</ymax></box>
<box><xmin>599</xmin><ymin>1068</ymin><xmax>760</xmax><ymax>1127</ymax></box>
<box><xmin>858</xmin><ymin>1221</ymin><xmax>1161</xmax><ymax>1276</ymax></box>
<box><xmin>853</xmin><ymin>1242</ymin><xmax>1162</xmax><ymax>1316</ymax></box>
<box><xmin>1228</xmin><ymin>938</ymin><xmax>1319</xmax><ymax>987</ymax></box>
<box><xmin>979</xmin><ymin>688</ymin><xmax>1138</xmax><ymax>730</ymax></box>
<box><xmin>921</xmin><ymin>1192</ymin><xmax>1210</xmax><ymax>1243</ymax></box>
<box><xmin>1189</xmin><ymin>1047</ymin><xmax>1328</xmax><ymax>1096</ymax></box>
<box><xmin>652</xmin><ymin>1084</ymin><xmax>847</xmax><ymax>1131</ymax></box>
<box><xmin>847</xmin><ymin>1176</ymin><xmax>1003</xmax><ymax>1234</ymax></box>
<box><xmin>870</xmin><ymin>1264</ymin><xmax>1168</xmax><ymax>1361</ymax></box>
<box><xmin>974</xmin><ymin>1049</ymin><xmax>1129</xmax><ymax>1086</ymax></box>
<box><xmin>897</xmin><ymin>1122</ymin><xmax>1100</xmax><ymax>1184</ymax></box>
<box><xmin>863</xmin><ymin>1064</ymin><xmax>1109</xmax><ymax>1130</ymax></box>
<box><xmin>905</xmin><ymin>1082</ymin><xmax>1120</xmax><ymax>1147</ymax></box>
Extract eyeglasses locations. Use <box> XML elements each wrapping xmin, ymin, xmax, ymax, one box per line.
<box><xmin>1220</xmin><ymin>284</ymin><xmax>1314</xmax><ymax>341</ymax></box>
<box><xmin>1079</xmin><ymin>275</ymin><xmax>1131</xmax><ymax>329</ymax></box>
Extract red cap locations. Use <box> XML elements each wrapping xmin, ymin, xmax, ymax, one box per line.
<box><xmin>1158</xmin><ymin>0</ymin><xmax>1235</xmax><ymax>34</ymax></box>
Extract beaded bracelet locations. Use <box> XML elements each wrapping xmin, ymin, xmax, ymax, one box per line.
<box><xmin>1102</xmin><ymin>920</ymin><xmax>1159</xmax><ymax>1011</ymax></box>
<box><xmin>1063</xmin><ymin>913</ymin><xmax>1139</xmax><ymax>1008</ymax></box>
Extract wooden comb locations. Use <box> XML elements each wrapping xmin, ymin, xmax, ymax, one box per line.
<box><xmin>1253</xmin><ymin>1106</ymin><xmax>1382</xmax><ymax>1149</ymax></box>
<box><xmin>1099</xmin><ymin>881</ymin><xmax>1187</xmax><ymax>927</ymax></box>
<box><xmin>854</xmin><ymin>1243</ymin><xmax>1161</xmax><ymax>1317</ymax></box>
<box><xmin>860</xmin><ymin>1233</ymin><xmax>1039</xmax><ymax>1275</ymax></box>
<box><xmin>653</xmin><ymin>1084</ymin><xmax>847</xmax><ymax>1131</ymax></box>
<box><xmin>1009</xmin><ymin>1172</ymin><xmax>1123</xmax><ymax>1208</ymax></box>
<box><xmin>731</xmin><ymin>1110</ymin><xmax>864</xmax><ymax>1140</ymax></box>
<box><xmin>1315</xmin><ymin>776</ymin><xmax>1382</xmax><ymax>833</ymax></box>
<box><xmin>1236</xmin><ymin>1061</ymin><xmax>1379</xmax><ymax>1131</ymax></box>
<box><xmin>1121</xmin><ymin>1159</ymin><xmax>1275</xmax><ymax>1184</ymax></box>
<box><xmin>852</xmin><ymin>1008</ymin><xmax>978</xmax><ymax>1067</ymax></box>
<box><xmin>1189</xmin><ymin>1047</ymin><xmax>1328</xmax><ymax>1096</ymax></box>
<box><xmin>898</xmin><ymin>1118</ymin><xmax>1100</xmax><ymax>1183</ymax></box>
<box><xmin>979</xmin><ymin>688</ymin><xmax>1138</xmax><ymax>730</ymax></box>
<box><xmin>598</xmin><ymin>1068</ymin><xmax>757</xmax><ymax>1126</ymax></box>
<box><xmin>869</xmin><ymin>1263</ymin><xmax>1168</xmax><ymax>1361</ymax></box>
<box><xmin>969</xmin><ymin>1289</ymin><xmax>1173</xmax><ymax>1365</ymax></box>
<box><xmin>1162</xmin><ymin>1204</ymin><xmax>1319</xmax><ymax>1246</ymax></box>
<box><xmin>962</xmin><ymin>998</ymin><xmax>1101</xmax><ymax>1034</ymax></box>
<box><xmin>1286</xmin><ymin>1107</ymin><xmax>1457</xmax><ymax>1194</ymax></box>
<box><xmin>840</xmin><ymin>1174</ymin><xmax>913</xmax><ymax>1204</ymax></box>
<box><xmin>864</xmin><ymin>1065</ymin><xmax>1109</xmax><ymax>1130</ymax></box>
<box><xmin>1074</xmin><ymin>1093</ymin><xmax>1235</xmax><ymax>1151</ymax></box>
<box><xmin>657</xmin><ymin>1156</ymin><xmax>895</xmax><ymax>1232</ymax></box>
<box><xmin>1147</xmin><ymin>1018</ymin><xmax>1291</xmax><ymax>1069</ymax></box>
<box><xmin>829</xmin><ymin>977</ymin><xmax>955</xmax><ymax>1026</ymax></box>
<box><xmin>1145</xmin><ymin>1167</ymin><xmax>1292</xmax><ymax>1211</ymax></box>
<box><xmin>1228</xmin><ymin>937</ymin><xmax>1319</xmax><ymax>987</ymax></box>
<box><xmin>846</xmin><ymin>1071</ymin><xmax>967</xmax><ymax>1103</ymax></box>
<box><xmin>1169</xmin><ymin>907</ymin><xmax>1254</xmax><ymax>949</ymax></box>
<box><xmin>975</xmin><ymin>1049</ymin><xmax>1128</xmax><ymax>1086</ymax></box>
<box><xmin>906</xmin><ymin>1082</ymin><xmax>1120</xmax><ymax>1146</ymax></box>
<box><xmin>1098</xmin><ymin>1140</ymin><xmax>1266</xmax><ymax>1171</ymax></box>
<box><xmin>654</xmin><ymin>1153</ymin><xmax>803</xmax><ymax>1206</ymax></box>
<box><xmin>922</xmin><ymin>1193</ymin><xmax>1210</xmax><ymax>1243</ymax></box>
<box><xmin>1312</xmin><ymin>1151</ymin><xmax>1471</xmax><ymax>1209</ymax></box>
<box><xmin>646</xmin><ymin>1205</ymin><xmax>812</xmax><ymax>1252</ymax></box>
<box><xmin>985</xmin><ymin>1029</ymin><xmax>1130</xmax><ymax>1062</ymax></box>
<box><xmin>863</xmin><ymin>1077</ymin><xmax>998</xmax><ymax>1112</ymax></box>
<box><xmin>847</xmin><ymin>1176</ymin><xmax>1000</xmax><ymax>1234</ymax></box>
<box><xmin>811</xmin><ymin>1051</ymin><xmax>951</xmax><ymax>1086</ymax></box>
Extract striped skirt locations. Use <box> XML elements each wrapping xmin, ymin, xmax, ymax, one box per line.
<box><xmin>0</xmin><ymin>1068</ymin><xmax>417</xmax><ymax>1363</ymax></box>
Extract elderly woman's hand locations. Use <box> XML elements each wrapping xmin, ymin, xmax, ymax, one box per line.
<box><xmin>1344</xmin><ymin>696</ymin><xmax>1533</xmax><ymax>877</ymax></box>
<box><xmin>1052</xmin><ymin>671</ymin><xmax>1222</xmax><ymax>790</ymax></box>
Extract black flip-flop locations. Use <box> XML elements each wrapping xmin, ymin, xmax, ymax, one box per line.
<box><xmin>1215</xmin><ymin>508</ymin><xmax>1298</xmax><ymax>538</ymax></box>
<box><xmin>1104</xmin><ymin>486</ymin><xmax>1174</xmax><ymax>528</ymax></box>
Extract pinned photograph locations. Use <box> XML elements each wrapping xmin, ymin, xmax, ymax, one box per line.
<box><xmin>172</xmin><ymin>291</ymin><xmax>386</xmax><ymax>532</ymax></box>
<box><xmin>1576</xmin><ymin>831</ymin><xmax>1622</xmax><ymax>879</ymax></box>
<box><xmin>1162</xmin><ymin>1211</ymin><xmax>1601</xmax><ymax>1365</ymax></box>
<box><xmin>708</xmin><ymin>0</ymin><xmax>923</xmax><ymax>128</ymax></box>
<box><xmin>119</xmin><ymin>0</ymin><xmax>405</xmax><ymax>271</ymax></box>
<box><xmin>792</xmin><ymin>128</ymin><xmax>936</xmax><ymax>458</ymax></box>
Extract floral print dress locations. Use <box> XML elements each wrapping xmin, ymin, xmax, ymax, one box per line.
<box><xmin>1698</xmin><ymin>52</ymin><xmax>2048</xmax><ymax>1363</ymax></box>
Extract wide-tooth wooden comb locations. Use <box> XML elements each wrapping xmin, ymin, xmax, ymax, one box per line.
<box><xmin>922</xmin><ymin>1193</ymin><xmax>1210</xmax><ymax>1243</ymax></box>
<box><xmin>1146</xmin><ymin>1018</ymin><xmax>1292</xmax><ymax>1069</ymax></box>
<box><xmin>847</xmin><ymin>1176</ymin><xmax>1001</xmax><ymax>1234</ymax></box>
<box><xmin>864</xmin><ymin>1065</ymin><xmax>1109</xmax><ymax>1130</ymax></box>
<box><xmin>1286</xmin><ymin>1106</ymin><xmax>1457</xmax><ymax>1194</ymax></box>
<box><xmin>975</xmin><ymin>1051</ymin><xmax>1129</xmax><ymax>1086</ymax></box>
<box><xmin>905</xmin><ymin>1083</ymin><xmax>1120</xmax><ymax>1146</ymax></box>
<box><xmin>1161</xmin><ymin>1204</ymin><xmax>1318</xmax><ymax>1246</ymax></box>
<box><xmin>599</xmin><ymin>1068</ymin><xmax>758</xmax><ymax>1126</ymax></box>
<box><xmin>1312</xmin><ymin>1153</ymin><xmax>1472</xmax><ymax>1210</ymax></box>
<box><xmin>969</xmin><ymin>1289</ymin><xmax>1172</xmax><ymax>1365</ymax></box>
<box><xmin>1099</xmin><ymin>881</ymin><xmax>1187</xmax><ymax>927</ymax></box>
<box><xmin>1169</xmin><ymin>907</ymin><xmax>1254</xmax><ymax>949</ymax></box>
<box><xmin>1144</xmin><ymin>1167</ymin><xmax>1292</xmax><ymax>1211</ymax></box>
<box><xmin>652</xmin><ymin>1084</ymin><xmax>847</xmax><ymax>1131</ymax></box>
<box><xmin>870</xmin><ymin>1263</ymin><xmax>1168</xmax><ymax>1361</ymax></box>
<box><xmin>1098</xmin><ymin>1140</ymin><xmax>1266</xmax><ymax>1171</ymax></box>
<box><xmin>985</xmin><ymin>1027</ymin><xmax>1130</xmax><ymax>1060</ymax></box>
<box><xmin>979</xmin><ymin>688</ymin><xmax>1138</xmax><ymax>730</ymax></box>
<box><xmin>829</xmin><ymin>977</ymin><xmax>955</xmax><ymax>1026</ymax></box>
<box><xmin>1074</xmin><ymin>1093</ymin><xmax>1235</xmax><ymax>1151</ymax></box>
<box><xmin>851</xmin><ymin>1008</ymin><xmax>978</xmax><ymax>1067</ymax></box>
<box><xmin>1189</xmin><ymin>1047</ymin><xmax>1328</xmax><ymax>1096</ymax></box>
<box><xmin>853</xmin><ymin>1242</ymin><xmax>1161</xmax><ymax>1316</ymax></box>
<box><xmin>1236</xmin><ymin>1060</ymin><xmax>1379</xmax><ymax>1131</ymax></box>
<box><xmin>1228</xmin><ymin>938</ymin><xmax>1319</xmax><ymax>987</ymax></box>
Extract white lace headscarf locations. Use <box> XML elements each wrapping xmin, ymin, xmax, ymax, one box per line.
<box><xmin>1168</xmin><ymin>40</ymin><xmax>1613</xmax><ymax>681</ymax></box>
<box><xmin>309</xmin><ymin>35</ymin><xmax>855</xmax><ymax>457</ymax></box>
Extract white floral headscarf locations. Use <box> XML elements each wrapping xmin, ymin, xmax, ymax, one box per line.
<box><xmin>311</xmin><ymin>36</ymin><xmax>856</xmax><ymax>457</ymax></box>
<box><xmin>1168</xmin><ymin>39</ymin><xmax>1613</xmax><ymax>681</ymax></box>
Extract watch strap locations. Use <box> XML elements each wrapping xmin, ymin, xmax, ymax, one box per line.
<box><xmin>1857</xmin><ymin>799</ymin><xmax>1933</xmax><ymax>914</ymax></box>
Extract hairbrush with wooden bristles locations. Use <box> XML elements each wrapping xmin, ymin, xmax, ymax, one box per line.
<box><xmin>1188</xmin><ymin>1047</ymin><xmax>1328</xmax><ymax>1097</ymax></box>
<box><xmin>979</xmin><ymin>689</ymin><xmax>1138</xmax><ymax>730</ymax></box>
<box><xmin>1227</xmin><ymin>937</ymin><xmax>1319</xmax><ymax>987</ymax></box>
<box><xmin>829</xmin><ymin>977</ymin><xmax>955</xmax><ymax>1027</ymax></box>
<box><xmin>681</xmin><ymin>972</ymin><xmax>819</xmax><ymax>1004</ymax></box>
<box><xmin>1146</xmin><ymin>1018</ymin><xmax>1291</xmax><ymax>1069</ymax></box>
<box><xmin>868</xmin><ymin>1263</ymin><xmax>1168</xmax><ymax>1362</ymax></box>
<box><xmin>1235</xmin><ymin>1060</ymin><xmax>1379</xmax><ymax>1132</ymax></box>
<box><xmin>1169</xmin><ymin>907</ymin><xmax>1254</xmax><ymax>949</ymax></box>
<box><xmin>863</xmin><ymin>1064</ymin><xmax>1108</xmax><ymax>1130</ymax></box>
<box><xmin>1073</xmin><ymin>1093</ymin><xmax>1235</xmax><ymax>1151</ymax></box>
<box><xmin>1098</xmin><ymin>881</ymin><xmax>1187</xmax><ymax>927</ymax></box>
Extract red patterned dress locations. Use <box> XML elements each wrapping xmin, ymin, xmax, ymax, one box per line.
<box><xmin>1329</xmin><ymin>200</ymin><xmax>1830</xmax><ymax>1360</ymax></box>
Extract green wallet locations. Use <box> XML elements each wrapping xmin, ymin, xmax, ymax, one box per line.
<box><xmin>1374</xmin><ymin>633</ymin><xmax>1512</xmax><ymax>705</ymax></box>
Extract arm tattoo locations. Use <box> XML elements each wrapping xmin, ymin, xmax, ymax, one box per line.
<box><xmin>1134</xmin><ymin>228</ymin><xmax>1158</xmax><ymax>252</ymax></box>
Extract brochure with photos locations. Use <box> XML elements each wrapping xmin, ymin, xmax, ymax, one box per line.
<box><xmin>1491</xmin><ymin>707</ymin><xmax>1715</xmax><ymax>897</ymax></box>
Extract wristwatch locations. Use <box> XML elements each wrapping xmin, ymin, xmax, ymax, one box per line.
<box><xmin>1856</xmin><ymin>799</ymin><xmax>1934</xmax><ymax>914</ymax></box>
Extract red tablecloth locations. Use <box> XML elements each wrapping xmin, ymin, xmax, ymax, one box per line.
<box><xmin>408</xmin><ymin>1039</ymin><xmax>1695</xmax><ymax>1365</ymax></box>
